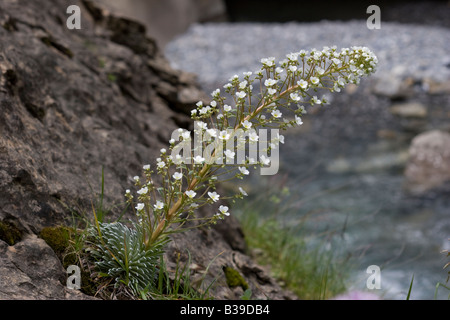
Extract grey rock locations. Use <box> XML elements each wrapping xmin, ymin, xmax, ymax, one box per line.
<box><xmin>96</xmin><ymin>0</ymin><xmax>227</xmax><ymax>47</ymax></box>
<box><xmin>404</xmin><ymin>130</ymin><xmax>450</xmax><ymax>195</ymax></box>
<box><xmin>390</xmin><ymin>102</ymin><xmax>428</xmax><ymax>118</ymax></box>
<box><xmin>0</xmin><ymin>0</ymin><xmax>293</xmax><ymax>300</ymax></box>
<box><xmin>0</xmin><ymin>235</ymin><xmax>94</xmax><ymax>300</ymax></box>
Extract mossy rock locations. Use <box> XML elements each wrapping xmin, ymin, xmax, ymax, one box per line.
<box><xmin>40</xmin><ymin>226</ymin><xmax>71</xmax><ymax>256</ymax></box>
<box><xmin>223</xmin><ymin>266</ymin><xmax>249</xmax><ymax>290</ymax></box>
<box><xmin>39</xmin><ymin>226</ymin><xmax>79</xmax><ymax>267</ymax></box>
<box><xmin>0</xmin><ymin>220</ymin><xmax>23</xmax><ymax>246</ymax></box>
<box><xmin>40</xmin><ymin>225</ymin><xmax>98</xmax><ymax>296</ymax></box>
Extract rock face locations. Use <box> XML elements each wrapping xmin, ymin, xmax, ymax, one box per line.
<box><xmin>404</xmin><ymin>130</ymin><xmax>450</xmax><ymax>195</ymax></box>
<box><xmin>0</xmin><ymin>0</ymin><xmax>292</xmax><ymax>300</ymax></box>
<box><xmin>97</xmin><ymin>0</ymin><xmax>228</xmax><ymax>48</ymax></box>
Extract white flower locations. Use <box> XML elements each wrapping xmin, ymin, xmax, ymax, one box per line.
<box><xmin>239</xmin><ymin>167</ymin><xmax>250</xmax><ymax>175</ymax></box>
<box><xmin>143</xmin><ymin>164</ymin><xmax>151</xmax><ymax>170</ymax></box>
<box><xmin>243</xmin><ymin>71</ymin><xmax>252</xmax><ymax>77</ymax></box>
<box><xmin>289</xmin><ymin>66</ymin><xmax>298</xmax><ymax>73</ymax></box>
<box><xmin>236</xmin><ymin>91</ymin><xmax>246</xmax><ymax>99</ymax></box>
<box><xmin>271</xmin><ymin>109</ymin><xmax>282</xmax><ymax>118</ymax></box>
<box><xmin>298</xmin><ymin>105</ymin><xmax>307</xmax><ymax>113</ymax></box>
<box><xmin>208</xmin><ymin>191</ymin><xmax>220</xmax><ymax>202</ymax></box>
<box><xmin>224</xmin><ymin>149</ymin><xmax>235</xmax><ymax>160</ymax></box>
<box><xmin>135</xmin><ymin>203</ymin><xmax>145</xmax><ymax>211</ymax></box>
<box><xmin>261</xmin><ymin>57</ymin><xmax>275</xmax><ymax>67</ymax></box>
<box><xmin>217</xmin><ymin>113</ymin><xmax>224</xmax><ymax>120</ymax></box>
<box><xmin>210</xmin><ymin>101</ymin><xmax>217</xmax><ymax>107</ymax></box>
<box><xmin>160</xmin><ymin>148</ymin><xmax>166</xmax><ymax>154</ymax></box>
<box><xmin>181</xmin><ymin>131</ymin><xmax>191</xmax><ymax>140</ymax></box>
<box><xmin>173</xmin><ymin>172</ymin><xmax>183</xmax><ymax>180</ymax></box>
<box><xmin>264</xmin><ymin>78</ymin><xmax>278</xmax><ymax>87</ymax></box>
<box><xmin>242</xmin><ymin>120</ymin><xmax>252</xmax><ymax>130</ymax></box>
<box><xmin>312</xmin><ymin>96</ymin><xmax>322</xmax><ymax>105</ymax></box>
<box><xmin>133</xmin><ymin>176</ymin><xmax>140</xmax><ymax>181</ymax></box>
<box><xmin>260</xmin><ymin>155</ymin><xmax>271</xmax><ymax>166</ymax></box>
<box><xmin>311</xmin><ymin>77</ymin><xmax>320</xmax><ymax>85</ymax></box>
<box><xmin>268</xmin><ymin>88</ymin><xmax>277</xmax><ymax>95</ymax></box>
<box><xmin>239</xmin><ymin>187</ymin><xmax>248</xmax><ymax>196</ymax></box>
<box><xmin>191</xmin><ymin>109</ymin><xmax>197</xmax><ymax>116</ymax></box>
<box><xmin>286</xmin><ymin>52</ymin><xmax>298</xmax><ymax>61</ymax></box>
<box><xmin>337</xmin><ymin>77</ymin><xmax>346</xmax><ymax>87</ymax></box>
<box><xmin>295</xmin><ymin>115</ymin><xmax>303</xmax><ymax>126</ymax></box>
<box><xmin>196</xmin><ymin>101</ymin><xmax>203</xmax><ymax>107</ymax></box>
<box><xmin>157</xmin><ymin>161</ymin><xmax>166</xmax><ymax>169</ymax></box>
<box><xmin>275</xmin><ymin>67</ymin><xmax>284</xmax><ymax>74</ymax></box>
<box><xmin>297</xmin><ymin>79</ymin><xmax>308</xmax><ymax>90</ymax></box>
<box><xmin>185</xmin><ymin>190</ymin><xmax>196</xmax><ymax>199</ymax></box>
<box><xmin>195</xmin><ymin>121</ymin><xmax>208</xmax><ymax>130</ymax></box>
<box><xmin>218</xmin><ymin>205</ymin><xmax>230</xmax><ymax>216</ymax></box>
<box><xmin>199</xmin><ymin>106</ymin><xmax>210</xmax><ymax>115</ymax></box>
<box><xmin>249</xmin><ymin>132</ymin><xmax>259</xmax><ymax>142</ymax></box>
<box><xmin>290</xmin><ymin>93</ymin><xmax>301</xmax><ymax>102</ymax></box>
<box><xmin>154</xmin><ymin>201</ymin><xmax>164</xmax><ymax>210</ymax></box>
<box><xmin>137</xmin><ymin>186</ymin><xmax>148</xmax><ymax>195</ymax></box>
<box><xmin>239</xmin><ymin>80</ymin><xmax>247</xmax><ymax>89</ymax></box>
<box><xmin>193</xmin><ymin>155</ymin><xmax>205</xmax><ymax>164</ymax></box>
<box><xmin>218</xmin><ymin>130</ymin><xmax>231</xmax><ymax>140</ymax></box>
<box><xmin>190</xmin><ymin>203</ymin><xmax>199</xmax><ymax>210</ymax></box>
<box><xmin>224</xmin><ymin>104</ymin><xmax>232</xmax><ymax>112</ymax></box>
<box><xmin>313</xmin><ymin>51</ymin><xmax>322</xmax><ymax>60</ymax></box>
<box><xmin>229</xmin><ymin>74</ymin><xmax>239</xmax><ymax>82</ymax></box>
<box><xmin>211</xmin><ymin>88</ymin><xmax>220</xmax><ymax>98</ymax></box>
<box><xmin>125</xmin><ymin>189</ymin><xmax>131</xmax><ymax>194</ymax></box>
<box><xmin>316</xmin><ymin>67</ymin><xmax>325</xmax><ymax>75</ymax></box>
<box><xmin>206</xmin><ymin>128</ymin><xmax>217</xmax><ymax>138</ymax></box>
<box><xmin>169</xmin><ymin>138</ymin><xmax>175</xmax><ymax>145</ymax></box>
<box><xmin>332</xmin><ymin>58</ymin><xmax>341</xmax><ymax>65</ymax></box>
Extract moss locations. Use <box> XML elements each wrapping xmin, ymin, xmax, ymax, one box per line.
<box><xmin>0</xmin><ymin>220</ymin><xmax>23</xmax><ymax>246</ymax></box>
<box><xmin>40</xmin><ymin>225</ymin><xmax>97</xmax><ymax>296</ymax></box>
<box><xmin>223</xmin><ymin>266</ymin><xmax>249</xmax><ymax>290</ymax></box>
<box><xmin>107</xmin><ymin>73</ymin><xmax>117</xmax><ymax>82</ymax></box>
<box><xmin>40</xmin><ymin>226</ymin><xmax>71</xmax><ymax>258</ymax></box>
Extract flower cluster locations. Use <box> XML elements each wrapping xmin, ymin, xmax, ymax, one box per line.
<box><xmin>125</xmin><ymin>46</ymin><xmax>378</xmax><ymax>249</ymax></box>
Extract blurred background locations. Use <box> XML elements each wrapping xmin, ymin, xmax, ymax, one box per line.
<box><xmin>98</xmin><ymin>0</ymin><xmax>450</xmax><ymax>299</ymax></box>
<box><xmin>98</xmin><ymin>0</ymin><xmax>450</xmax><ymax>48</ymax></box>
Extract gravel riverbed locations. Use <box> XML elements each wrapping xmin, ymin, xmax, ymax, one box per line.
<box><xmin>165</xmin><ymin>20</ymin><xmax>450</xmax><ymax>93</ymax></box>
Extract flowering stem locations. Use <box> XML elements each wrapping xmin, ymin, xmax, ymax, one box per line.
<box><xmin>134</xmin><ymin>46</ymin><xmax>378</xmax><ymax>251</ymax></box>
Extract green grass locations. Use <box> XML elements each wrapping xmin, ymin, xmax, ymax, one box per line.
<box><xmin>231</xmin><ymin>182</ymin><xmax>351</xmax><ymax>299</ymax></box>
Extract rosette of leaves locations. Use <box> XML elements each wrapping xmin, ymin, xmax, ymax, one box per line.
<box><xmin>88</xmin><ymin>221</ymin><xmax>166</xmax><ymax>295</ymax></box>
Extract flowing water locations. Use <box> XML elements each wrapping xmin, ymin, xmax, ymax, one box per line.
<box><xmin>165</xmin><ymin>20</ymin><xmax>450</xmax><ymax>299</ymax></box>
<box><xmin>252</xmin><ymin>88</ymin><xmax>450</xmax><ymax>300</ymax></box>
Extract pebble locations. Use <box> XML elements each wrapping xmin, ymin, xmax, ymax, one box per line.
<box><xmin>165</xmin><ymin>21</ymin><xmax>450</xmax><ymax>92</ymax></box>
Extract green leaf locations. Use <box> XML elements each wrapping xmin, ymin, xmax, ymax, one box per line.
<box><xmin>406</xmin><ymin>274</ymin><xmax>414</xmax><ymax>300</ymax></box>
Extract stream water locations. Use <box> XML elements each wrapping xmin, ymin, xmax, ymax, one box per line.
<box><xmin>251</xmin><ymin>86</ymin><xmax>450</xmax><ymax>300</ymax></box>
<box><xmin>165</xmin><ymin>20</ymin><xmax>450</xmax><ymax>299</ymax></box>
<box><xmin>269</xmin><ymin>166</ymin><xmax>450</xmax><ymax>300</ymax></box>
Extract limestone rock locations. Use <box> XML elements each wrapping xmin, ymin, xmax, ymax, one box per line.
<box><xmin>0</xmin><ymin>0</ymin><xmax>293</xmax><ymax>300</ymax></box>
<box><xmin>390</xmin><ymin>102</ymin><xmax>428</xmax><ymax>118</ymax></box>
<box><xmin>372</xmin><ymin>75</ymin><xmax>415</xmax><ymax>99</ymax></box>
<box><xmin>404</xmin><ymin>130</ymin><xmax>450</xmax><ymax>195</ymax></box>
